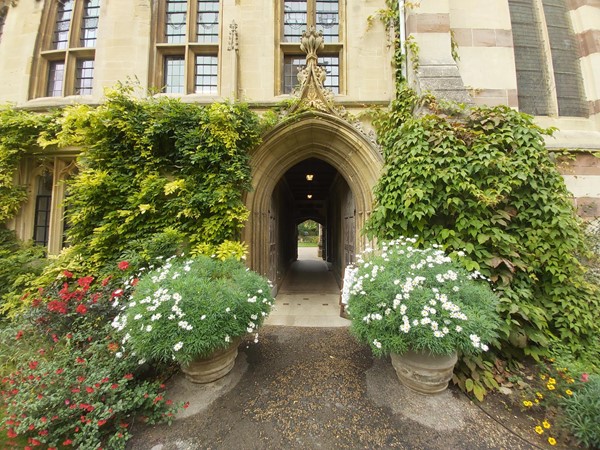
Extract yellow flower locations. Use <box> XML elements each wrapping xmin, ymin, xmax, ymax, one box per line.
<box><xmin>540</xmin><ymin>374</ymin><xmax>547</xmax><ymax>380</ymax></box>
<box><xmin>567</xmin><ymin>378</ymin><xmax>574</xmax><ymax>384</ymax></box>
<box><xmin>547</xmin><ymin>383</ymin><xmax>556</xmax><ymax>391</ymax></box>
<box><xmin>534</xmin><ymin>399</ymin><xmax>539</xmax><ymax>404</ymax></box>
<box><xmin>548</xmin><ymin>377</ymin><xmax>556</xmax><ymax>384</ymax></box>
<box><xmin>522</xmin><ymin>400</ymin><xmax>533</xmax><ymax>407</ymax></box>
<box><xmin>548</xmin><ymin>437</ymin><xmax>557</xmax><ymax>446</ymax></box>
<box><xmin>535</xmin><ymin>426</ymin><xmax>544</xmax><ymax>434</ymax></box>
<box><xmin>565</xmin><ymin>389</ymin><xmax>573</xmax><ymax>396</ymax></box>
<box><xmin>536</xmin><ymin>392</ymin><xmax>544</xmax><ymax>399</ymax></box>
<box><xmin>543</xmin><ymin>420</ymin><xmax>551</xmax><ymax>429</ymax></box>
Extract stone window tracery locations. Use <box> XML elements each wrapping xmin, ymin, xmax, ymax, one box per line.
<box><xmin>31</xmin><ymin>0</ymin><xmax>100</xmax><ymax>98</ymax></box>
<box><xmin>279</xmin><ymin>0</ymin><xmax>342</xmax><ymax>95</ymax></box>
<box><xmin>154</xmin><ymin>0</ymin><xmax>220</xmax><ymax>95</ymax></box>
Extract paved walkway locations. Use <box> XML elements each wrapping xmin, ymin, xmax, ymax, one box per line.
<box><xmin>264</xmin><ymin>247</ymin><xmax>349</xmax><ymax>327</ymax></box>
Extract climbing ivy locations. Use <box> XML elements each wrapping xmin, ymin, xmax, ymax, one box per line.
<box><xmin>56</xmin><ymin>87</ymin><xmax>263</xmax><ymax>269</ymax></box>
<box><xmin>0</xmin><ymin>107</ymin><xmax>55</xmax><ymax>222</ymax></box>
<box><xmin>366</xmin><ymin>93</ymin><xmax>599</xmax><ymax>358</ymax></box>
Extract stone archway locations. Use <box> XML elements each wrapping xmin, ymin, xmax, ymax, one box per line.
<box><xmin>244</xmin><ymin>111</ymin><xmax>383</xmax><ymax>288</ymax></box>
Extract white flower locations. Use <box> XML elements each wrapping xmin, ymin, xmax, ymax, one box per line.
<box><xmin>150</xmin><ymin>313</ymin><xmax>162</xmax><ymax>321</ymax></box>
<box><xmin>134</xmin><ymin>314</ymin><xmax>142</xmax><ymax>320</ymax></box>
<box><xmin>200</xmin><ymin>315</ymin><xmax>206</xmax><ymax>320</ymax></box>
<box><xmin>173</xmin><ymin>342</ymin><xmax>183</xmax><ymax>351</ymax></box>
<box><xmin>251</xmin><ymin>314</ymin><xmax>258</xmax><ymax>320</ymax></box>
<box><xmin>115</xmin><ymin>352</ymin><xmax>123</xmax><ymax>358</ymax></box>
<box><xmin>138</xmin><ymin>359</ymin><xmax>146</xmax><ymax>365</ymax></box>
<box><xmin>246</xmin><ymin>327</ymin><xmax>254</xmax><ymax>333</ymax></box>
<box><xmin>455</xmin><ymin>325</ymin><xmax>463</xmax><ymax>332</ymax></box>
<box><xmin>145</xmin><ymin>325</ymin><xmax>152</xmax><ymax>332</ymax></box>
<box><xmin>226</xmin><ymin>307</ymin><xmax>231</xmax><ymax>312</ymax></box>
<box><xmin>224</xmin><ymin>335</ymin><xmax>231</xmax><ymax>343</ymax></box>
<box><xmin>373</xmin><ymin>339</ymin><xmax>382</xmax><ymax>349</ymax></box>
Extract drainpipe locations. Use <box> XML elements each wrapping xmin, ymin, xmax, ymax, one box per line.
<box><xmin>398</xmin><ymin>0</ymin><xmax>407</xmax><ymax>81</ymax></box>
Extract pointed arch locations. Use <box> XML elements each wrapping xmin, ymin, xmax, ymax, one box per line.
<box><xmin>244</xmin><ymin>111</ymin><xmax>383</xmax><ymax>278</ymax></box>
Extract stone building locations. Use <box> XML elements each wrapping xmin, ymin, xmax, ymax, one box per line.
<box><xmin>0</xmin><ymin>0</ymin><xmax>598</xmax><ymax>289</ymax></box>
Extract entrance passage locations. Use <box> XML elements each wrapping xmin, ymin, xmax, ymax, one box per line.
<box><xmin>264</xmin><ymin>246</ymin><xmax>350</xmax><ymax>327</ymax></box>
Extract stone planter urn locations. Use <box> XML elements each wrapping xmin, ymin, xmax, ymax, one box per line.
<box><xmin>181</xmin><ymin>338</ymin><xmax>241</xmax><ymax>384</ymax></box>
<box><xmin>390</xmin><ymin>349</ymin><xmax>458</xmax><ymax>394</ymax></box>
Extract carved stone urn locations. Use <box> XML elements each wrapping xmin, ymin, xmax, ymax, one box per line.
<box><xmin>390</xmin><ymin>349</ymin><xmax>458</xmax><ymax>395</ymax></box>
<box><xmin>181</xmin><ymin>338</ymin><xmax>241</xmax><ymax>384</ymax></box>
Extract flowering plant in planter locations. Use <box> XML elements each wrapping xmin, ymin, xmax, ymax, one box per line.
<box><xmin>111</xmin><ymin>255</ymin><xmax>274</xmax><ymax>365</ymax></box>
<box><xmin>347</xmin><ymin>237</ymin><xmax>500</xmax><ymax>357</ymax></box>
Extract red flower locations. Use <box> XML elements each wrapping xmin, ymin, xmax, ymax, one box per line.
<box><xmin>38</xmin><ymin>429</ymin><xmax>48</xmax><ymax>436</ymax></box>
<box><xmin>112</xmin><ymin>289</ymin><xmax>124</xmax><ymax>298</ymax></box>
<box><xmin>7</xmin><ymin>428</ymin><xmax>17</xmax><ymax>438</ymax></box>
<box><xmin>75</xmin><ymin>357</ymin><xmax>85</xmax><ymax>364</ymax></box>
<box><xmin>581</xmin><ymin>373</ymin><xmax>589</xmax><ymax>382</ymax></box>
<box><xmin>75</xmin><ymin>304</ymin><xmax>87</xmax><ymax>315</ymax></box>
<box><xmin>107</xmin><ymin>342</ymin><xmax>119</xmax><ymax>352</ymax></box>
<box><xmin>28</xmin><ymin>361</ymin><xmax>38</xmax><ymax>370</ymax></box>
<box><xmin>65</xmin><ymin>399</ymin><xmax>70</xmax><ymax>405</ymax></box>
<box><xmin>71</xmin><ymin>388</ymin><xmax>80</xmax><ymax>393</ymax></box>
<box><xmin>66</xmin><ymin>333</ymin><xmax>73</xmax><ymax>339</ymax></box>
<box><xmin>63</xmin><ymin>270</ymin><xmax>73</xmax><ymax>278</ymax></box>
<box><xmin>15</xmin><ymin>330</ymin><xmax>23</xmax><ymax>340</ymax></box>
<box><xmin>85</xmin><ymin>386</ymin><xmax>94</xmax><ymax>394</ymax></box>
<box><xmin>47</xmin><ymin>300</ymin><xmax>68</xmax><ymax>315</ymax></box>
<box><xmin>52</xmin><ymin>334</ymin><xmax>59</xmax><ymax>343</ymax></box>
<box><xmin>98</xmin><ymin>419</ymin><xmax>107</xmax><ymax>427</ymax></box>
<box><xmin>78</xmin><ymin>276</ymin><xmax>94</xmax><ymax>288</ymax></box>
<box><xmin>29</xmin><ymin>438</ymin><xmax>42</xmax><ymax>446</ymax></box>
<box><xmin>183</xmin><ymin>401</ymin><xmax>190</xmax><ymax>409</ymax></box>
<box><xmin>132</xmin><ymin>278</ymin><xmax>139</xmax><ymax>286</ymax></box>
<box><xmin>77</xmin><ymin>376</ymin><xmax>85</xmax><ymax>382</ymax></box>
<box><xmin>123</xmin><ymin>373</ymin><xmax>133</xmax><ymax>380</ymax></box>
<box><xmin>31</xmin><ymin>298</ymin><xmax>41</xmax><ymax>307</ymax></box>
<box><xmin>118</xmin><ymin>261</ymin><xmax>130</xmax><ymax>271</ymax></box>
<box><xmin>101</xmin><ymin>276</ymin><xmax>112</xmax><ymax>287</ymax></box>
<box><xmin>110</xmin><ymin>383</ymin><xmax>119</xmax><ymax>389</ymax></box>
<box><xmin>63</xmin><ymin>439</ymin><xmax>73</xmax><ymax>446</ymax></box>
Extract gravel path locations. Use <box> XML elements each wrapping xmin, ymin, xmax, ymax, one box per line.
<box><xmin>127</xmin><ymin>326</ymin><xmax>539</xmax><ymax>450</ymax></box>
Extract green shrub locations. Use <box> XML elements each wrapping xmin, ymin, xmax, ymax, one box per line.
<box><xmin>0</xmin><ymin>266</ymin><xmax>181</xmax><ymax>449</ymax></box>
<box><xmin>0</xmin><ymin>229</ymin><xmax>47</xmax><ymax>313</ymax></box>
<box><xmin>560</xmin><ymin>374</ymin><xmax>600</xmax><ymax>449</ymax></box>
<box><xmin>346</xmin><ymin>237</ymin><xmax>500</xmax><ymax>357</ymax></box>
<box><xmin>366</xmin><ymin>98</ymin><xmax>599</xmax><ymax>357</ymax></box>
<box><xmin>59</xmin><ymin>89</ymin><xmax>262</xmax><ymax>270</ymax></box>
<box><xmin>112</xmin><ymin>255</ymin><xmax>273</xmax><ymax>364</ymax></box>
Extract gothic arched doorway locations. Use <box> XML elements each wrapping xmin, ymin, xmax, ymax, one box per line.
<box><xmin>244</xmin><ymin>111</ymin><xmax>383</xmax><ymax>293</ymax></box>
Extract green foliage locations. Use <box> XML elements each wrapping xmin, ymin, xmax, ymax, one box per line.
<box><xmin>0</xmin><ymin>270</ymin><xmax>180</xmax><ymax>449</ymax></box>
<box><xmin>347</xmin><ymin>238</ymin><xmax>500</xmax><ymax>357</ymax></box>
<box><xmin>113</xmin><ymin>256</ymin><xmax>273</xmax><ymax>364</ymax></box>
<box><xmin>452</xmin><ymin>353</ymin><xmax>499</xmax><ymax>402</ymax></box>
<box><xmin>0</xmin><ymin>107</ymin><xmax>53</xmax><ymax>222</ymax></box>
<box><xmin>56</xmin><ymin>88</ymin><xmax>262</xmax><ymax>270</ymax></box>
<box><xmin>0</xmin><ymin>229</ymin><xmax>48</xmax><ymax>313</ymax></box>
<box><xmin>560</xmin><ymin>374</ymin><xmax>600</xmax><ymax>448</ymax></box>
<box><xmin>191</xmin><ymin>240</ymin><xmax>248</xmax><ymax>261</ymax></box>
<box><xmin>366</xmin><ymin>98</ymin><xmax>600</xmax><ymax>358</ymax></box>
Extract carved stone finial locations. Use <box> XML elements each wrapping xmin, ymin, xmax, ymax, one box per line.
<box><xmin>227</xmin><ymin>20</ymin><xmax>238</xmax><ymax>52</ymax></box>
<box><xmin>300</xmin><ymin>26</ymin><xmax>324</xmax><ymax>64</ymax></box>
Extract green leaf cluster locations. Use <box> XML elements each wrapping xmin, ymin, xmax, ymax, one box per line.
<box><xmin>366</xmin><ymin>97</ymin><xmax>599</xmax><ymax>358</ymax></box>
<box><xmin>56</xmin><ymin>88</ymin><xmax>262</xmax><ymax>269</ymax></box>
<box><xmin>0</xmin><ymin>107</ymin><xmax>54</xmax><ymax>222</ymax></box>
